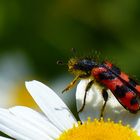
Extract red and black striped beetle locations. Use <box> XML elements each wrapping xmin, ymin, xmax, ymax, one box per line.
<box><xmin>62</xmin><ymin>57</ymin><xmax>140</xmax><ymax>117</ymax></box>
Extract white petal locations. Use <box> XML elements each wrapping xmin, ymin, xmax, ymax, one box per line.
<box><xmin>76</xmin><ymin>80</ymin><xmax>140</xmax><ymax>134</ymax></box>
<box><xmin>76</xmin><ymin>79</ymin><xmax>125</xmax><ymax>121</ymax></box>
<box><xmin>25</xmin><ymin>80</ymin><xmax>77</xmax><ymax>131</ymax></box>
<box><xmin>76</xmin><ymin>79</ymin><xmax>104</xmax><ymax>121</ymax></box>
<box><xmin>0</xmin><ymin>136</ymin><xmax>13</xmax><ymax>140</ymax></box>
<box><xmin>9</xmin><ymin>106</ymin><xmax>61</xmax><ymax>139</ymax></box>
<box><xmin>0</xmin><ymin>123</ymin><xmax>30</xmax><ymax>140</ymax></box>
<box><xmin>0</xmin><ymin>108</ymin><xmax>53</xmax><ymax>140</ymax></box>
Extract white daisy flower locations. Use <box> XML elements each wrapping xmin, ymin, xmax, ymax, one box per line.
<box><xmin>0</xmin><ymin>80</ymin><xmax>140</xmax><ymax>140</ymax></box>
<box><xmin>76</xmin><ymin>79</ymin><xmax>140</xmax><ymax>134</ymax></box>
<box><xmin>0</xmin><ymin>136</ymin><xmax>12</xmax><ymax>140</ymax></box>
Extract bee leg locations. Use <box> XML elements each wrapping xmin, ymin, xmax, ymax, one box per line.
<box><xmin>62</xmin><ymin>75</ymin><xmax>80</xmax><ymax>93</ymax></box>
<box><xmin>78</xmin><ymin>80</ymin><xmax>94</xmax><ymax>113</ymax></box>
<box><xmin>100</xmin><ymin>89</ymin><xmax>108</xmax><ymax>119</ymax></box>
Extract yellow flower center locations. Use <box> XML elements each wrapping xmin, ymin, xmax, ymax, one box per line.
<box><xmin>57</xmin><ymin>118</ymin><xmax>140</xmax><ymax>140</ymax></box>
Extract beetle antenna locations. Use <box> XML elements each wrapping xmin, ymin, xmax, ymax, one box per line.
<box><xmin>57</xmin><ymin>60</ymin><xmax>67</xmax><ymax>65</ymax></box>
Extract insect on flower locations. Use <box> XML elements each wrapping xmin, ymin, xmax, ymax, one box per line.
<box><xmin>58</xmin><ymin>55</ymin><xmax>140</xmax><ymax>118</ymax></box>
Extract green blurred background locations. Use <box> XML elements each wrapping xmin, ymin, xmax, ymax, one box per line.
<box><xmin>0</xmin><ymin>0</ymin><xmax>140</xmax><ymax>110</ymax></box>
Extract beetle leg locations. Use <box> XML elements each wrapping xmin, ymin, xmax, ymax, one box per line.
<box><xmin>62</xmin><ymin>75</ymin><xmax>80</xmax><ymax>93</ymax></box>
<box><xmin>100</xmin><ymin>89</ymin><xmax>108</xmax><ymax>119</ymax></box>
<box><xmin>78</xmin><ymin>80</ymin><xmax>94</xmax><ymax>113</ymax></box>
